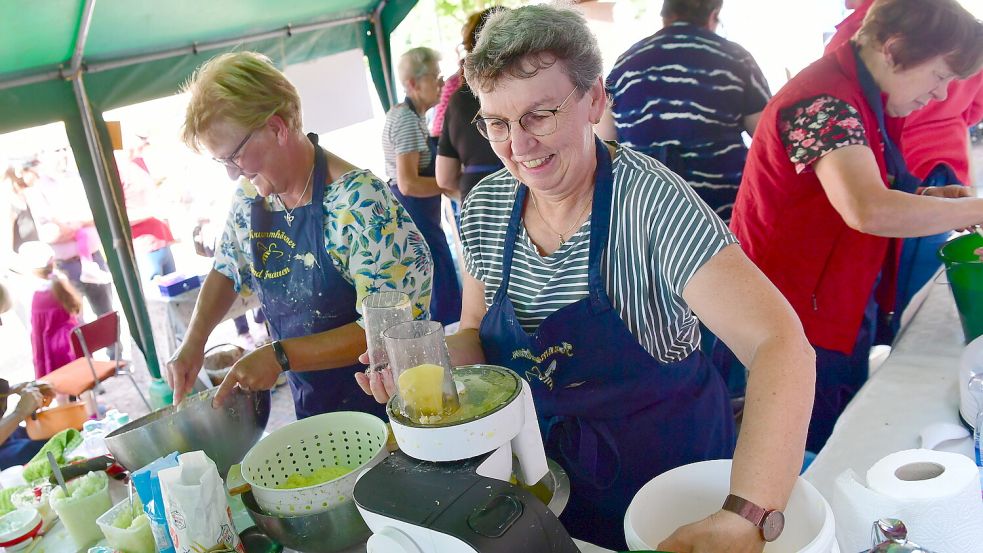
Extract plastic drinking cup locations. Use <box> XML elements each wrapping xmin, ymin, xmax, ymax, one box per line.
<box><xmin>362</xmin><ymin>292</ymin><xmax>413</xmax><ymax>372</ymax></box>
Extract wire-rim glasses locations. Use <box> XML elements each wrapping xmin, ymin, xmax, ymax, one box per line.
<box><xmin>472</xmin><ymin>87</ymin><xmax>580</xmax><ymax>143</ymax></box>
<box><xmin>212</xmin><ymin>129</ymin><xmax>255</xmax><ymax>170</ymax></box>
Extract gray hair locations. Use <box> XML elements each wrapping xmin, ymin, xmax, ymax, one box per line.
<box><xmin>463</xmin><ymin>4</ymin><xmax>603</xmax><ymax>93</ymax></box>
<box><xmin>397</xmin><ymin>46</ymin><xmax>441</xmax><ymax>85</ymax></box>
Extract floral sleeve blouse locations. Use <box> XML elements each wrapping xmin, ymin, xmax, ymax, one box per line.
<box><xmin>779</xmin><ymin>94</ymin><xmax>868</xmax><ymax>174</ymax></box>
<box><xmin>214</xmin><ymin>169</ymin><xmax>433</xmax><ymax>323</ymax></box>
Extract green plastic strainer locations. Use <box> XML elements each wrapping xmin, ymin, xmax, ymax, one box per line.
<box><xmin>240</xmin><ymin>411</ymin><xmax>388</xmax><ymax>516</ymax></box>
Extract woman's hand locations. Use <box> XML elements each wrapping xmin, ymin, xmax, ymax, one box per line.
<box><xmin>354</xmin><ymin>363</ymin><xmax>397</xmax><ymax>404</ymax></box>
<box><xmin>657</xmin><ymin>510</ymin><xmax>764</xmax><ymax>553</ymax></box>
<box><xmin>13</xmin><ymin>387</ymin><xmax>44</xmax><ymax>419</ymax></box>
<box><xmin>165</xmin><ymin>339</ymin><xmax>206</xmax><ymax>405</ymax></box>
<box><xmin>213</xmin><ymin>344</ymin><xmax>283</xmax><ymax>408</ymax></box>
<box><xmin>919</xmin><ymin>185</ymin><xmax>972</xmax><ymax>199</ymax></box>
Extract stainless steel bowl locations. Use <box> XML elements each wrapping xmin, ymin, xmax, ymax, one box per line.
<box><xmin>240</xmin><ymin>490</ymin><xmax>370</xmax><ymax>553</ymax></box>
<box><xmin>239</xmin><ymin>526</ymin><xmax>283</xmax><ymax>553</ymax></box>
<box><xmin>513</xmin><ymin>458</ymin><xmax>570</xmax><ymax>517</ymax></box>
<box><xmin>541</xmin><ymin>458</ymin><xmax>570</xmax><ymax>517</ymax></box>
<box><xmin>105</xmin><ymin>388</ymin><xmax>270</xmax><ymax>475</ymax></box>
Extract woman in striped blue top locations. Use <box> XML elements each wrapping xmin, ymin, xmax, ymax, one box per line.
<box><xmin>362</xmin><ymin>5</ymin><xmax>815</xmax><ymax>551</ymax></box>
<box><xmin>382</xmin><ymin>47</ymin><xmax>462</xmax><ymax>325</ymax></box>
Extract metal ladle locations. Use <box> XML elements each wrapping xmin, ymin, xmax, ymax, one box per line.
<box><xmin>875</xmin><ymin>518</ymin><xmax>908</xmax><ymax>542</ymax></box>
<box><xmin>47</xmin><ymin>452</ymin><xmax>68</xmax><ymax>495</ymax></box>
<box><xmin>868</xmin><ymin>517</ymin><xmax>937</xmax><ymax>552</ymax></box>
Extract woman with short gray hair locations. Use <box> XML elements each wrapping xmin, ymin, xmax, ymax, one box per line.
<box><xmin>360</xmin><ymin>4</ymin><xmax>814</xmax><ymax>551</ymax></box>
<box><xmin>382</xmin><ymin>47</ymin><xmax>462</xmax><ymax>325</ymax></box>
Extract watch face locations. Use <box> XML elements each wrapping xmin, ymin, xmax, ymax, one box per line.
<box><xmin>762</xmin><ymin>510</ymin><xmax>785</xmax><ymax>542</ymax></box>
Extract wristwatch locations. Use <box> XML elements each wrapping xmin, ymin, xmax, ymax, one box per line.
<box><xmin>721</xmin><ymin>494</ymin><xmax>784</xmax><ymax>542</ymax></box>
<box><xmin>270</xmin><ymin>340</ymin><xmax>291</xmax><ymax>373</ymax></box>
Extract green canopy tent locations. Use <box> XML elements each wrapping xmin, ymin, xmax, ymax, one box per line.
<box><xmin>0</xmin><ymin>0</ymin><xmax>416</xmax><ymax>382</ymax></box>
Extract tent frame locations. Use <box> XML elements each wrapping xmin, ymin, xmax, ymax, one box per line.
<box><xmin>3</xmin><ymin>0</ymin><xmax>411</xmax><ymax>381</ymax></box>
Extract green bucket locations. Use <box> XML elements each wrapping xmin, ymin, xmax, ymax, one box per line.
<box><xmin>937</xmin><ymin>233</ymin><xmax>983</xmax><ymax>343</ymax></box>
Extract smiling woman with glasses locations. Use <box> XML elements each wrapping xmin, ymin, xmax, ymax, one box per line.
<box><xmin>357</xmin><ymin>5</ymin><xmax>815</xmax><ymax>551</ymax></box>
<box><xmin>171</xmin><ymin>51</ymin><xmax>433</xmax><ymax>421</ymax></box>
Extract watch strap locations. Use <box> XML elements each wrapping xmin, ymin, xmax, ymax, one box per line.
<box><xmin>271</xmin><ymin>340</ymin><xmax>291</xmax><ymax>372</ymax></box>
<box><xmin>722</xmin><ymin>494</ymin><xmax>783</xmax><ymax>541</ymax></box>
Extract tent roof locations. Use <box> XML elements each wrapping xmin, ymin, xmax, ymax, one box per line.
<box><xmin>0</xmin><ymin>0</ymin><xmax>416</xmax><ymax>380</ymax></box>
<box><xmin>0</xmin><ymin>0</ymin><xmax>415</xmax><ymax>134</ymax></box>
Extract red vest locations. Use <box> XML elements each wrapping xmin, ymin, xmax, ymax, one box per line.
<box><xmin>731</xmin><ymin>44</ymin><xmax>904</xmax><ymax>354</ymax></box>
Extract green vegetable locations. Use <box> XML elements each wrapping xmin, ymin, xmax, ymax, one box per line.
<box><xmin>277</xmin><ymin>466</ymin><xmax>354</xmax><ymax>489</ymax></box>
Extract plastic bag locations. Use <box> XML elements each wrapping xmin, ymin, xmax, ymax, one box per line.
<box><xmin>132</xmin><ymin>452</ymin><xmax>179</xmax><ymax>553</ymax></box>
<box><xmin>158</xmin><ymin>451</ymin><xmax>243</xmax><ymax>553</ymax></box>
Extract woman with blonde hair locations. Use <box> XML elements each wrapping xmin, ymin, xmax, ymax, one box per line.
<box><xmin>168</xmin><ymin>51</ymin><xmax>432</xmax><ymax>418</ymax></box>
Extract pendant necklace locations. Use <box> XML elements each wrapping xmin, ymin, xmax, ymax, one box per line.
<box><xmin>278</xmin><ymin>160</ymin><xmax>315</xmax><ymax>227</ymax></box>
<box><xmin>529</xmin><ymin>190</ymin><xmax>592</xmax><ymax>249</ymax></box>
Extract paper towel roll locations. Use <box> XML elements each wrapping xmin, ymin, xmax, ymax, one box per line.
<box><xmin>831</xmin><ymin>449</ymin><xmax>983</xmax><ymax>553</ymax></box>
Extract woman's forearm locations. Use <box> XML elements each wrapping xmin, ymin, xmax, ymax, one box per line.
<box><xmin>278</xmin><ymin>321</ymin><xmax>367</xmax><ymax>372</ymax></box>
<box><xmin>396</xmin><ymin>173</ymin><xmax>444</xmax><ymax>198</ymax></box>
<box><xmin>730</xmin><ymin>334</ymin><xmax>815</xmax><ymax>510</ymax></box>
<box><xmin>447</xmin><ymin>328</ymin><xmax>486</xmax><ymax>367</ymax></box>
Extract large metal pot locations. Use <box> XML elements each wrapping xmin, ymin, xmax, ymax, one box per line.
<box><xmin>105</xmin><ymin>388</ymin><xmax>270</xmax><ymax>476</ymax></box>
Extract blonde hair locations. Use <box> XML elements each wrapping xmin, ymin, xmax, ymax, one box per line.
<box><xmin>397</xmin><ymin>47</ymin><xmax>441</xmax><ymax>86</ymax></box>
<box><xmin>181</xmin><ymin>52</ymin><xmax>302</xmax><ymax>152</ymax></box>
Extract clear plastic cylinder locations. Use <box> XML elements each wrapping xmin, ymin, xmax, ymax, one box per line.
<box><xmin>362</xmin><ymin>291</ymin><xmax>414</xmax><ymax>373</ymax></box>
<box><xmin>382</xmin><ymin>320</ymin><xmax>460</xmax><ymax>422</ymax></box>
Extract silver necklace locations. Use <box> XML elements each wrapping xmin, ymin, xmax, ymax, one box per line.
<box><xmin>529</xmin><ymin>190</ymin><xmax>592</xmax><ymax>249</ymax></box>
<box><xmin>277</xmin><ymin>161</ymin><xmax>315</xmax><ymax>227</ymax></box>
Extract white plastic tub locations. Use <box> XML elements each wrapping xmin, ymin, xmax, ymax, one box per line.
<box><xmin>624</xmin><ymin>459</ymin><xmax>839</xmax><ymax>552</ymax></box>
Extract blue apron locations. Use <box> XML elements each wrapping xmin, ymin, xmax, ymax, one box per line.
<box><xmin>0</xmin><ymin>427</ymin><xmax>45</xmax><ymax>470</ymax></box>
<box><xmin>249</xmin><ymin>133</ymin><xmax>386</xmax><ymax>421</ymax></box>
<box><xmin>854</xmin><ymin>44</ymin><xmax>957</xmax><ymax>342</ymax></box>
<box><xmin>389</xmin><ymin>98</ymin><xmax>462</xmax><ymax>325</ymax></box>
<box><xmin>478</xmin><ymin>137</ymin><xmax>735</xmax><ymax>550</ymax></box>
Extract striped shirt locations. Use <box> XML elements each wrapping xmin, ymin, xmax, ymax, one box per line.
<box><xmin>461</xmin><ymin>144</ymin><xmax>737</xmax><ymax>363</ymax></box>
<box><xmin>383</xmin><ymin>102</ymin><xmax>431</xmax><ymax>182</ymax></box>
<box><xmin>607</xmin><ymin>22</ymin><xmax>770</xmax><ymax>223</ymax></box>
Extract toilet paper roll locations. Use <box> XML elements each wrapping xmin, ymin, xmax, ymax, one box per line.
<box><xmin>831</xmin><ymin>449</ymin><xmax>983</xmax><ymax>553</ymax></box>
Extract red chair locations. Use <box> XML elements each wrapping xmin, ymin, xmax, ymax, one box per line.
<box><xmin>39</xmin><ymin>311</ymin><xmax>151</xmax><ymax>409</ymax></box>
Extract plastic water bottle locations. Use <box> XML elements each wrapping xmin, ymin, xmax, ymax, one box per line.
<box><xmin>148</xmin><ymin>378</ymin><xmax>173</xmax><ymax>410</ymax></box>
<box><xmin>969</xmin><ymin>374</ymin><xmax>983</xmax><ymax>501</ymax></box>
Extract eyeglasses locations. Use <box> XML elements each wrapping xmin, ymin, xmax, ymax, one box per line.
<box><xmin>212</xmin><ymin>129</ymin><xmax>255</xmax><ymax>170</ymax></box>
<box><xmin>472</xmin><ymin>88</ymin><xmax>580</xmax><ymax>143</ymax></box>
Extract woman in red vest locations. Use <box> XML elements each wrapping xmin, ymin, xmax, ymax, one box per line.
<box><xmin>730</xmin><ymin>0</ymin><xmax>983</xmax><ymax>452</ymax></box>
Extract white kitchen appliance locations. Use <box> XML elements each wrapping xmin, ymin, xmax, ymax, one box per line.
<box><xmin>353</xmin><ymin>365</ymin><xmax>578</xmax><ymax>553</ymax></box>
